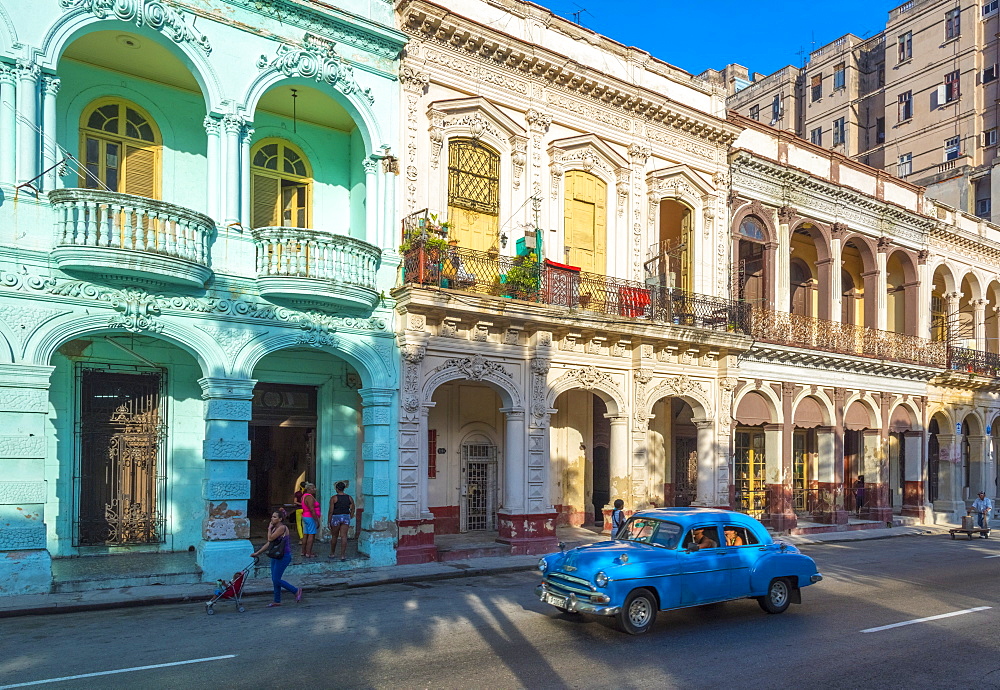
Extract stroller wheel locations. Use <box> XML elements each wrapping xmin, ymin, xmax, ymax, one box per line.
<box><xmin>238</xmin><ymin>606</ymin><xmax>246</xmax><ymax>613</ymax></box>
<box><xmin>206</xmin><ymin>605</ymin><xmax>215</xmax><ymax>615</ymax></box>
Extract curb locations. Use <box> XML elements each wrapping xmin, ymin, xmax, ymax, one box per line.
<box><xmin>0</xmin><ymin>563</ymin><xmax>539</xmax><ymax>619</ymax></box>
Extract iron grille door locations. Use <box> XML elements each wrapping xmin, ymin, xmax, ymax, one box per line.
<box><xmin>673</xmin><ymin>437</ymin><xmax>697</xmax><ymax>507</ymax></box>
<box><xmin>462</xmin><ymin>443</ymin><xmax>497</xmax><ymax>531</ymax></box>
<box><xmin>78</xmin><ymin>369</ymin><xmax>166</xmax><ymax>546</ymax></box>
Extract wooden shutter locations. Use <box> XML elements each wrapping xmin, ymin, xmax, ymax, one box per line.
<box><xmin>251</xmin><ymin>172</ymin><xmax>280</xmax><ymax>229</ymax></box>
<box><xmin>123</xmin><ymin>145</ymin><xmax>156</xmax><ymax>199</ymax></box>
<box><xmin>593</xmin><ymin>176</ymin><xmax>606</xmax><ymax>274</ymax></box>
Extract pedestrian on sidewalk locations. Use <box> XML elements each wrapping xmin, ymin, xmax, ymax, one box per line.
<box><xmin>610</xmin><ymin>499</ymin><xmax>626</xmax><ymax>537</ymax></box>
<box><xmin>292</xmin><ymin>481</ymin><xmax>306</xmax><ymax>540</ymax></box>
<box><xmin>251</xmin><ymin>508</ymin><xmax>302</xmax><ymax>608</ymax></box>
<box><xmin>972</xmin><ymin>491</ymin><xmax>993</xmax><ymax>529</ymax></box>
<box><xmin>300</xmin><ymin>483</ymin><xmax>321</xmax><ymax>558</ymax></box>
<box><xmin>853</xmin><ymin>476</ymin><xmax>865</xmax><ymax>516</ymax></box>
<box><xmin>328</xmin><ymin>481</ymin><xmax>355</xmax><ymax>561</ymax></box>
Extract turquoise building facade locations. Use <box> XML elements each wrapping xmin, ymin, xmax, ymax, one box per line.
<box><xmin>0</xmin><ymin>0</ymin><xmax>405</xmax><ymax>593</ymax></box>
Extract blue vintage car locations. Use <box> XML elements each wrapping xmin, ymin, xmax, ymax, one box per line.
<box><xmin>536</xmin><ymin>508</ymin><xmax>823</xmax><ymax>634</ymax></box>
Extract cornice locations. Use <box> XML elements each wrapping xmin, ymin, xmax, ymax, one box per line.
<box><xmin>399</xmin><ymin>1</ymin><xmax>739</xmax><ymax>147</ymax></box>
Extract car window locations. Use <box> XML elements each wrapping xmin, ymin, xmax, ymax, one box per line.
<box><xmin>683</xmin><ymin>525</ymin><xmax>720</xmax><ymax>550</ymax></box>
<box><xmin>619</xmin><ymin>518</ymin><xmax>656</xmax><ymax>543</ymax></box>
<box><xmin>650</xmin><ymin>521</ymin><xmax>682</xmax><ymax>548</ymax></box>
<box><xmin>723</xmin><ymin>525</ymin><xmax>758</xmax><ymax>546</ymax></box>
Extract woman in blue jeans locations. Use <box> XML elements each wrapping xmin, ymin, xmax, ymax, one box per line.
<box><xmin>251</xmin><ymin>509</ymin><xmax>302</xmax><ymax>607</ymax></box>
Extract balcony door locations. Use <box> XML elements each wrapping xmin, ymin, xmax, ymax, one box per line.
<box><xmin>563</xmin><ymin>170</ymin><xmax>607</xmax><ymax>274</ymax></box>
<box><xmin>734</xmin><ymin>427</ymin><xmax>766</xmax><ymax>518</ymax></box>
<box><xmin>447</xmin><ymin>138</ymin><xmax>500</xmax><ymax>252</ymax></box>
<box><xmin>80</xmin><ymin>99</ymin><xmax>160</xmax><ymax>199</ymax></box>
<box><xmin>251</xmin><ymin>139</ymin><xmax>312</xmax><ymax>229</ymax></box>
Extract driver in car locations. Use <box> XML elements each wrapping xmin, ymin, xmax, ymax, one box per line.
<box><xmin>688</xmin><ymin>527</ymin><xmax>718</xmax><ymax>550</ymax></box>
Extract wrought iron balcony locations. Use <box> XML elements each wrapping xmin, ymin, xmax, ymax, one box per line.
<box><xmin>947</xmin><ymin>346</ymin><xmax>1000</xmax><ymax>379</ymax></box>
<box><xmin>252</xmin><ymin>227</ymin><xmax>381</xmax><ymax>311</ymax></box>
<box><xmin>400</xmin><ymin>245</ymin><xmax>749</xmax><ymax>334</ymax></box>
<box><xmin>49</xmin><ymin>189</ymin><xmax>214</xmax><ymax>288</ymax></box>
<box><xmin>748</xmin><ymin>307</ymin><xmax>948</xmax><ymax>369</ymax></box>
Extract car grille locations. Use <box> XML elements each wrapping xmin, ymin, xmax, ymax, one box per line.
<box><xmin>544</xmin><ymin>571</ymin><xmax>595</xmax><ymax>597</ymax></box>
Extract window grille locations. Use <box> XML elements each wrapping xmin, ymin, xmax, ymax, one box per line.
<box><xmin>447</xmin><ymin>139</ymin><xmax>500</xmax><ymax>216</ymax></box>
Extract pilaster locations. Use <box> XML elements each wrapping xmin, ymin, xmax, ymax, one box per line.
<box><xmin>360</xmin><ymin>387</ymin><xmax>396</xmax><ymax>564</ymax></box>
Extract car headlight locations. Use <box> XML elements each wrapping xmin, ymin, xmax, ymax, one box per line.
<box><xmin>538</xmin><ymin>558</ymin><xmax>548</xmax><ymax>573</ymax></box>
<box><xmin>595</xmin><ymin>571</ymin><xmax>609</xmax><ymax>588</ymax></box>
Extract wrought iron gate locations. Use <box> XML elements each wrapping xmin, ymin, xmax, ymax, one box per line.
<box><xmin>462</xmin><ymin>443</ymin><xmax>498</xmax><ymax>532</ymax></box>
<box><xmin>77</xmin><ymin>368</ymin><xmax>166</xmax><ymax>546</ymax></box>
<box><xmin>673</xmin><ymin>437</ymin><xmax>697</xmax><ymax>507</ymax></box>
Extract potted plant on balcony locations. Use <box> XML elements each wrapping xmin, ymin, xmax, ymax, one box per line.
<box><xmin>502</xmin><ymin>251</ymin><xmax>540</xmax><ymax>301</ymax></box>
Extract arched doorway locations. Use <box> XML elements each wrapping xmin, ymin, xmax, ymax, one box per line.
<box><xmin>792</xmin><ymin>396</ymin><xmax>826</xmax><ymax>518</ymax></box>
<box><xmin>550</xmin><ymin>391</ymin><xmax>610</xmax><ymax>528</ymax></box>
<box><xmin>887</xmin><ymin>406</ymin><xmax>914</xmax><ymax>514</ymax></box>
<box><xmin>648</xmin><ymin>398</ymin><xmax>699</xmax><ymax>508</ymax></box>
<box><xmin>735</xmin><ymin>216</ymin><xmax>768</xmax><ymax>305</ymax></box>
<box><xmin>733</xmin><ymin>391</ymin><xmax>776</xmax><ymax>520</ymax></box>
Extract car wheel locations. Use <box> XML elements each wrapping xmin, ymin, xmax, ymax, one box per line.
<box><xmin>757</xmin><ymin>577</ymin><xmax>792</xmax><ymax>614</ymax></box>
<box><xmin>616</xmin><ymin>588</ymin><xmax>657</xmax><ymax>634</ymax></box>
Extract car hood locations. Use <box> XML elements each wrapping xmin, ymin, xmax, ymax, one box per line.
<box><xmin>547</xmin><ymin>540</ymin><xmax>660</xmax><ymax>576</ymax></box>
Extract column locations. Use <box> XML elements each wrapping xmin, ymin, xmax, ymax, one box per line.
<box><xmin>693</xmin><ymin>420</ymin><xmax>716</xmax><ymax>507</ymax></box>
<box><xmin>774</xmin><ymin>219</ymin><xmax>790</xmax><ymax>313</ymax></box>
<box><xmin>815</xmin><ymin>258</ymin><xmax>835</xmax><ymax>321</ymax></box>
<box><xmin>497</xmin><ymin>406</ymin><xmax>555</xmax><ymax>554</ymax></box>
<box><xmin>815</xmin><ymin>426</ymin><xmax>845</xmax><ymax>524</ymax></box>
<box><xmin>364</xmin><ymin>158</ymin><xmax>379</xmax><ymax>246</ymax></box>
<box><xmin>607</xmin><ymin>415</ymin><xmax>630</xmax><ymax>508</ymax></box>
<box><xmin>15</xmin><ymin>58</ymin><xmax>39</xmax><ymax>186</ymax></box>
<box><xmin>861</xmin><ymin>269</ymin><xmax>881</xmax><ymax>331</ymax></box>
<box><xmin>968</xmin><ymin>434</ymin><xmax>990</xmax><ymax>498</ymax></box>
<box><xmin>916</xmin><ymin>251</ymin><xmax>931</xmax><ymax>339</ymax></box>
<box><xmin>359</xmin><ymin>387</ymin><xmax>395</xmax><ymax>564</ymax></box>
<box><xmin>40</xmin><ymin>75</ymin><xmax>59</xmax><ymax>191</ymax></box>
<box><xmin>221</xmin><ymin>114</ymin><xmax>242</xmax><ymax>225</ymax></box>
<box><xmin>829</xmin><ymin>230</ymin><xmax>844</xmax><ymax>323</ymax></box>
<box><xmin>972</xmin><ymin>299</ymin><xmax>987</xmax><ymax>352</ymax></box>
<box><xmin>875</xmin><ymin>244</ymin><xmax>889</xmax><ymax>331</ymax></box>
<box><xmin>934</xmin><ymin>433</ymin><xmax>964</xmax><ymax>519</ymax></box>
<box><xmin>0</xmin><ymin>364</ymin><xmax>55</xmax><ymax>594</ymax></box>
<box><xmin>0</xmin><ymin>63</ymin><xmax>15</xmax><ymax>184</ymax></box>
<box><xmin>764</xmin><ymin>241</ymin><xmax>778</xmax><ymax>308</ymax></box>
<box><xmin>239</xmin><ymin>123</ymin><xmax>253</xmax><ymax>227</ymax></box>
<box><xmin>945</xmin><ymin>292</ymin><xmax>963</xmax><ymax>343</ymax></box>
<box><xmin>196</xmin><ymin>377</ymin><xmax>255</xmax><ymax>582</ymax></box>
<box><xmin>203</xmin><ymin>116</ymin><xmax>221</xmax><ymax>222</ymax></box>
<box><xmin>395</xmin><ymin>340</ymin><xmax>435</xmax><ymax>564</ymax></box>
<box><xmin>862</xmin><ymin>429</ymin><xmax>890</xmax><ymax>522</ymax></box>
<box><xmin>901</xmin><ymin>430</ymin><xmax>925</xmax><ymax>520</ymax></box>
<box><xmin>764</xmin><ymin>423</ymin><xmax>795</xmax><ymax>530</ymax></box>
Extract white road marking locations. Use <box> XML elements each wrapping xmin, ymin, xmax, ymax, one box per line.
<box><xmin>861</xmin><ymin>607</ymin><xmax>991</xmax><ymax>633</ymax></box>
<box><xmin>984</xmin><ymin>554</ymin><xmax>1000</xmax><ymax>558</ymax></box>
<box><xmin>0</xmin><ymin>655</ymin><xmax>237</xmax><ymax>689</ymax></box>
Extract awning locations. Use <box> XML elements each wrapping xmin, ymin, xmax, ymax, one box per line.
<box><xmin>793</xmin><ymin>396</ymin><xmax>825</xmax><ymax>428</ymax></box>
<box><xmin>735</xmin><ymin>391</ymin><xmax>773</xmax><ymax>426</ymax></box>
<box><xmin>844</xmin><ymin>401</ymin><xmax>872</xmax><ymax>431</ymax></box>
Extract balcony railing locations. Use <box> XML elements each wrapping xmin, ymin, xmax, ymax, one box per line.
<box><xmin>252</xmin><ymin>227</ymin><xmax>380</xmax><ymax>290</ymax></box>
<box><xmin>947</xmin><ymin>346</ymin><xmax>1000</xmax><ymax>378</ymax></box>
<box><xmin>400</xmin><ymin>246</ymin><xmax>749</xmax><ymax>334</ymax></box>
<box><xmin>49</xmin><ymin>189</ymin><xmax>214</xmax><ymax>287</ymax></box>
<box><xmin>749</xmin><ymin>308</ymin><xmax>948</xmax><ymax>368</ymax></box>
<box><xmin>251</xmin><ymin>227</ymin><xmax>381</xmax><ymax>310</ymax></box>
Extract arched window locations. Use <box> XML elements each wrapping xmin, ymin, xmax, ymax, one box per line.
<box><xmin>80</xmin><ymin>99</ymin><xmax>160</xmax><ymax>198</ymax></box>
<box><xmin>447</xmin><ymin>138</ymin><xmax>500</xmax><ymax>252</ymax></box>
<box><xmin>735</xmin><ymin>216</ymin><xmax>767</xmax><ymax>303</ymax></box>
<box><xmin>564</xmin><ymin>170</ymin><xmax>607</xmax><ymax>274</ymax></box>
<box><xmin>251</xmin><ymin>139</ymin><xmax>312</xmax><ymax>229</ymax></box>
<box><xmin>739</xmin><ymin>217</ymin><xmax>765</xmax><ymax>241</ymax></box>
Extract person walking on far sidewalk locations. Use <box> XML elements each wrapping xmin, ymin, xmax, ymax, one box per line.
<box><xmin>328</xmin><ymin>481</ymin><xmax>355</xmax><ymax>561</ymax></box>
<box><xmin>251</xmin><ymin>508</ymin><xmax>302</xmax><ymax>608</ymax></box>
<box><xmin>972</xmin><ymin>491</ymin><xmax>993</xmax><ymax>529</ymax></box>
<box><xmin>300</xmin><ymin>483</ymin><xmax>321</xmax><ymax>558</ymax></box>
<box><xmin>610</xmin><ymin>499</ymin><xmax>626</xmax><ymax>537</ymax></box>
<box><xmin>853</xmin><ymin>476</ymin><xmax>865</xmax><ymax>516</ymax></box>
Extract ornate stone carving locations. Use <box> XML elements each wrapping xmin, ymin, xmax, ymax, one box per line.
<box><xmin>525</xmin><ymin>109</ymin><xmax>552</xmax><ymax>131</ymax></box>
<box><xmin>511</xmin><ymin>135</ymin><xmax>528</xmax><ymax>189</ymax></box>
<box><xmin>59</xmin><ymin>0</ymin><xmax>212</xmax><ymax>53</ymax></box>
<box><xmin>646</xmin><ymin>375</ymin><xmax>714</xmax><ymax>419</ymax></box>
<box><xmin>628</xmin><ymin>144</ymin><xmax>650</xmax><ymax>166</ymax></box>
<box><xmin>196</xmin><ymin>325</ymin><xmax>265</xmax><ymax>361</ymax></box>
<box><xmin>399</xmin><ymin>65</ymin><xmax>429</xmax><ymax>92</ymax></box>
<box><xmin>0</xmin><ymin>305</ymin><xmax>66</xmax><ymax>348</ymax></box>
<box><xmin>529</xmin><ymin>357</ymin><xmax>551</xmax><ymax>425</ymax></box>
<box><xmin>108</xmin><ymin>289</ymin><xmax>161</xmax><ymax>334</ymax></box>
<box><xmin>297</xmin><ymin>322</ymin><xmax>339</xmax><ymax>348</ymax></box>
<box><xmin>257</xmin><ymin>39</ymin><xmax>374</xmax><ymax>105</ymax></box>
<box><xmin>434</xmin><ymin>355</ymin><xmax>513</xmax><ymax>382</ymax></box>
<box><xmin>401</xmin><ymin>343</ymin><xmax>426</xmax><ymax>364</ymax></box>
<box><xmin>633</xmin><ymin>368</ymin><xmax>654</xmax><ymax>431</ymax></box>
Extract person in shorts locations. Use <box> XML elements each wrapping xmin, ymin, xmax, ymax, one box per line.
<box><xmin>300</xmin><ymin>483</ymin><xmax>320</xmax><ymax>558</ymax></box>
<box><xmin>328</xmin><ymin>481</ymin><xmax>355</xmax><ymax>561</ymax></box>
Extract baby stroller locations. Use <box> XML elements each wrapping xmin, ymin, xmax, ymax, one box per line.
<box><xmin>205</xmin><ymin>557</ymin><xmax>257</xmax><ymax>615</ymax></box>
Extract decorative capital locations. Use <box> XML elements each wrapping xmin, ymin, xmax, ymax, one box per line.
<box><xmin>399</xmin><ymin>65</ymin><xmax>429</xmax><ymax>92</ymax></box>
<box><xmin>777</xmin><ymin>205</ymin><xmax>796</xmax><ymax>223</ymax></box>
<box><xmin>402</xmin><ymin>343</ymin><xmax>426</xmax><ymax>364</ymax></box>
<box><xmin>363</xmin><ymin>158</ymin><xmax>379</xmax><ymax>175</ymax></box>
<box><xmin>203</xmin><ymin>115</ymin><xmax>221</xmax><ymax>136</ymax></box>
<box><xmin>525</xmin><ymin>108</ymin><xmax>552</xmax><ymax>131</ymax></box>
<box><xmin>830</xmin><ymin>222</ymin><xmax>849</xmax><ymax>239</ymax></box>
<box><xmin>199</xmin><ymin>377</ymin><xmax>257</xmax><ymax>400</ymax></box>
<box><xmin>222</xmin><ymin>114</ymin><xmax>246</xmax><ymax>134</ymax></box>
<box><xmin>877</xmin><ymin>236</ymin><xmax>892</xmax><ymax>252</ymax></box>
<box><xmin>15</xmin><ymin>58</ymin><xmax>39</xmax><ymax>81</ymax></box>
<box><xmin>41</xmin><ymin>75</ymin><xmax>61</xmax><ymax>96</ymax></box>
<box><xmin>627</xmin><ymin>143</ymin><xmax>650</xmax><ymax>165</ymax></box>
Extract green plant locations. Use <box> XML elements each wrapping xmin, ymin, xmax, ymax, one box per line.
<box><xmin>400</xmin><ymin>234</ymin><xmax>448</xmax><ymax>254</ymax></box>
<box><xmin>504</xmin><ymin>251</ymin><xmax>539</xmax><ymax>299</ymax></box>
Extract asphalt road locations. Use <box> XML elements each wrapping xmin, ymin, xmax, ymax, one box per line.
<box><xmin>2</xmin><ymin>534</ymin><xmax>1000</xmax><ymax>690</ymax></box>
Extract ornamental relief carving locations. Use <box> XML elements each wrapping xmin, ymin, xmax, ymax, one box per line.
<box><xmin>645</xmin><ymin>375</ymin><xmax>713</xmax><ymax>419</ymax></box>
<box><xmin>60</xmin><ymin>0</ymin><xmax>212</xmax><ymax>53</ymax></box>
<box><xmin>258</xmin><ymin>38</ymin><xmax>374</xmax><ymax>105</ymax></box>
<box><xmin>433</xmin><ymin>354</ymin><xmax>514</xmax><ymax>383</ymax></box>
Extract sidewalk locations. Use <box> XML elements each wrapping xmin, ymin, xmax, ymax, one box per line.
<box><xmin>0</xmin><ymin>524</ymin><xmax>954</xmax><ymax>618</ymax></box>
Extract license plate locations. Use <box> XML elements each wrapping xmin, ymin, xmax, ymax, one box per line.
<box><xmin>544</xmin><ymin>593</ymin><xmax>566</xmax><ymax>608</ymax></box>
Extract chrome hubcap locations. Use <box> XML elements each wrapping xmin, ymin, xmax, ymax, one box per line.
<box><xmin>628</xmin><ymin>597</ymin><xmax>652</xmax><ymax>626</ymax></box>
<box><xmin>770</xmin><ymin>581</ymin><xmax>788</xmax><ymax>607</ymax></box>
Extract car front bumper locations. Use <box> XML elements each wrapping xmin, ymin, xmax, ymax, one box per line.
<box><xmin>535</xmin><ymin>584</ymin><xmax>620</xmax><ymax>616</ymax></box>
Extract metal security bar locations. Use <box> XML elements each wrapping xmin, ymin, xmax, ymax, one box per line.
<box><xmin>947</xmin><ymin>346</ymin><xmax>1000</xmax><ymax>378</ymax></box>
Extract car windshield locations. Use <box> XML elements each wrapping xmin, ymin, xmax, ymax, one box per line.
<box><xmin>618</xmin><ymin>518</ymin><xmax>682</xmax><ymax>549</ymax></box>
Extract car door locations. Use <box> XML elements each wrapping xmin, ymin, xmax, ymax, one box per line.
<box><xmin>722</xmin><ymin>523</ymin><xmax>761</xmax><ymax>597</ymax></box>
<box><xmin>675</xmin><ymin>524</ymin><xmax>736</xmax><ymax>606</ymax></box>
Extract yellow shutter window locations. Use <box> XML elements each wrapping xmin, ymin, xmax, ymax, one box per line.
<box><xmin>252</xmin><ymin>172</ymin><xmax>281</xmax><ymax>229</ymax></box>
<box><xmin>123</xmin><ymin>146</ymin><xmax>156</xmax><ymax>199</ymax></box>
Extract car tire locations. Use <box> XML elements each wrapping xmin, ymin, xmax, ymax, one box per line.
<box><xmin>616</xmin><ymin>588</ymin><xmax>657</xmax><ymax>635</ymax></box>
<box><xmin>757</xmin><ymin>577</ymin><xmax>792</xmax><ymax>614</ymax></box>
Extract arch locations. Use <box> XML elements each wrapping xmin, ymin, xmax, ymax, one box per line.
<box><xmin>885</xmin><ymin>248</ymin><xmax>919</xmax><ymax>285</ymax></box>
<box><xmin>547</xmin><ymin>367</ymin><xmax>624</xmax><ymax>417</ymax></box>
<box><xmin>235</xmin><ymin>332</ymin><xmax>394</xmax><ymax>391</ymax></box>
<box><xmin>0</xmin><ymin>327</ymin><xmax>13</xmax><ymax>364</ymax></box>
<box><xmin>789</xmin><ymin>220</ymin><xmax>831</xmax><ymax>263</ymax></box>
<box><xmin>249</xmin><ymin>137</ymin><xmax>313</xmax><ymax>229</ymax></box>
<box><xmin>41</xmin><ymin>13</ymin><xmax>222</xmax><ymax>112</ymax></box>
<box><xmin>25</xmin><ymin>314</ymin><xmax>227</xmax><ymax>378</ymax></box>
<box><xmin>0</xmin><ymin>2</ymin><xmax>17</xmax><ymax>51</ymax></box>
<box><xmin>792</xmin><ymin>394</ymin><xmax>833</xmax><ymax>428</ymax></box>
<box><xmin>423</xmin><ymin>358</ymin><xmax>522</xmax><ymax>411</ymax></box>
<box><xmin>843</xmin><ymin>395</ymin><xmax>879</xmax><ymax>430</ymax></box>
<box><xmin>930</xmin><ymin>260</ymin><xmax>959</xmax><ymax>295</ymax></box>
<box><xmin>962</xmin><ymin>410</ymin><xmax>985</xmax><ymax>436</ymax></box>
<box><xmin>733</xmin><ymin>389</ymin><xmax>779</xmax><ymax>426</ymax></box>
<box><xmin>731</xmin><ymin>201</ymin><xmax>776</xmax><ymax>244</ymax></box>
<box><xmin>840</xmin><ymin>234</ymin><xmax>878</xmax><ymax>273</ymax></box>
<box><xmin>928</xmin><ymin>406</ymin><xmax>954</xmax><ymax>432</ymax></box>
<box><xmin>78</xmin><ymin>97</ymin><xmax>161</xmax><ymax>197</ymax></box>
<box><xmin>888</xmin><ymin>402</ymin><xmax>918</xmax><ymax>432</ymax></box>
<box><xmin>645</xmin><ymin>377</ymin><xmax>713</xmax><ymax>421</ymax></box>
<box><xmin>960</xmin><ymin>270</ymin><xmax>985</xmax><ymax>302</ymax></box>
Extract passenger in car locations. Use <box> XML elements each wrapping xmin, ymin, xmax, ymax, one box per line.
<box><xmin>687</xmin><ymin>527</ymin><xmax>718</xmax><ymax>550</ymax></box>
<box><xmin>724</xmin><ymin>527</ymin><xmax>744</xmax><ymax>546</ymax></box>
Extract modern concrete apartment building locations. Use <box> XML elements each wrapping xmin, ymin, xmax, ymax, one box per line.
<box><xmin>716</xmin><ymin>0</ymin><xmax>997</xmax><ymax>221</ymax></box>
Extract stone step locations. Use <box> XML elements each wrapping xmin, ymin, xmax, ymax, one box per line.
<box><xmin>51</xmin><ymin>570</ymin><xmax>203</xmax><ymax>594</ymax></box>
<box><xmin>436</xmin><ymin>543</ymin><xmax>512</xmax><ymax>562</ymax></box>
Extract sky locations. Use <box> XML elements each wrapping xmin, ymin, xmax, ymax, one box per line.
<box><xmin>537</xmin><ymin>0</ymin><xmax>899</xmax><ymax>78</ymax></box>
